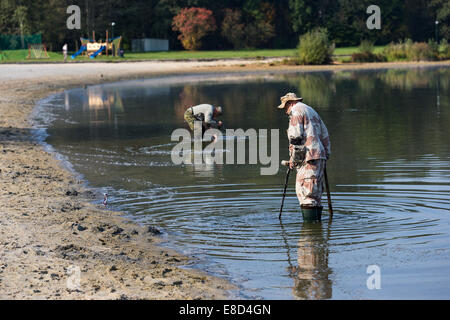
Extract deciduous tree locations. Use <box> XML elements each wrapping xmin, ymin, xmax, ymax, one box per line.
<box><xmin>221</xmin><ymin>9</ymin><xmax>245</xmax><ymax>49</ymax></box>
<box><xmin>13</xmin><ymin>6</ymin><xmax>29</xmax><ymax>49</ymax></box>
<box><xmin>172</xmin><ymin>7</ymin><xmax>217</xmax><ymax>50</ymax></box>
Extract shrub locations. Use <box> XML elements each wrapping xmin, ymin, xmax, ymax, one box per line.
<box><xmin>359</xmin><ymin>40</ymin><xmax>375</xmax><ymax>54</ymax></box>
<box><xmin>172</xmin><ymin>7</ymin><xmax>217</xmax><ymax>50</ymax></box>
<box><xmin>383</xmin><ymin>40</ymin><xmax>408</xmax><ymax>61</ymax></box>
<box><xmin>407</xmin><ymin>42</ymin><xmax>437</xmax><ymax>61</ymax></box>
<box><xmin>383</xmin><ymin>39</ymin><xmax>438</xmax><ymax>62</ymax></box>
<box><xmin>403</xmin><ymin>38</ymin><xmax>414</xmax><ymax>59</ymax></box>
<box><xmin>351</xmin><ymin>40</ymin><xmax>384</xmax><ymax>62</ymax></box>
<box><xmin>296</xmin><ymin>28</ymin><xmax>334</xmax><ymax>65</ymax></box>
<box><xmin>428</xmin><ymin>39</ymin><xmax>450</xmax><ymax>60</ymax></box>
<box><xmin>281</xmin><ymin>58</ymin><xmax>300</xmax><ymax>65</ymax></box>
<box><xmin>351</xmin><ymin>51</ymin><xmax>384</xmax><ymax>63</ymax></box>
<box><xmin>428</xmin><ymin>39</ymin><xmax>439</xmax><ymax>54</ymax></box>
<box><xmin>438</xmin><ymin>39</ymin><xmax>450</xmax><ymax>60</ymax></box>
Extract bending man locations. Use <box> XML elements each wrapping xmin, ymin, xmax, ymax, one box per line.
<box><xmin>278</xmin><ymin>93</ymin><xmax>331</xmax><ymax>220</ymax></box>
<box><xmin>184</xmin><ymin>104</ymin><xmax>223</xmax><ymax>139</ymax></box>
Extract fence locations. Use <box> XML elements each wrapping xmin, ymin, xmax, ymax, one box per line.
<box><xmin>0</xmin><ymin>34</ymin><xmax>42</xmax><ymax>50</ymax></box>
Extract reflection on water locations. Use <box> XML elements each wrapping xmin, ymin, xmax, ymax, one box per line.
<box><xmin>294</xmin><ymin>223</ymin><xmax>333</xmax><ymax>300</ymax></box>
<box><xmin>37</xmin><ymin>67</ymin><xmax>450</xmax><ymax>299</ymax></box>
<box><xmin>185</xmin><ymin>152</ymin><xmax>225</xmax><ymax>178</ymax></box>
<box><xmin>281</xmin><ymin>220</ymin><xmax>332</xmax><ymax>300</ymax></box>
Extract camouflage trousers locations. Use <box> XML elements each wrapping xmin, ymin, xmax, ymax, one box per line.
<box><xmin>184</xmin><ymin>108</ymin><xmax>207</xmax><ymax>139</ymax></box>
<box><xmin>295</xmin><ymin>159</ymin><xmax>326</xmax><ymax>207</ymax></box>
<box><xmin>184</xmin><ymin>108</ymin><xmax>196</xmax><ymax>131</ymax></box>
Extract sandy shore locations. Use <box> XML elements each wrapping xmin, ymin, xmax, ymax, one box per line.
<box><xmin>0</xmin><ymin>59</ymin><xmax>449</xmax><ymax>300</ymax></box>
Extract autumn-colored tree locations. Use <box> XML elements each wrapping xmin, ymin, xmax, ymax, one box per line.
<box><xmin>244</xmin><ymin>1</ymin><xmax>276</xmax><ymax>48</ymax></box>
<box><xmin>172</xmin><ymin>7</ymin><xmax>217</xmax><ymax>50</ymax></box>
<box><xmin>221</xmin><ymin>3</ymin><xmax>275</xmax><ymax>49</ymax></box>
<box><xmin>221</xmin><ymin>9</ymin><xmax>246</xmax><ymax>49</ymax></box>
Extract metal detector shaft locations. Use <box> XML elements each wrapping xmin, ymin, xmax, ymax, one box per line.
<box><xmin>279</xmin><ymin>161</ymin><xmax>292</xmax><ymax>220</ymax></box>
<box><xmin>324</xmin><ymin>166</ymin><xmax>333</xmax><ymax>219</ymax></box>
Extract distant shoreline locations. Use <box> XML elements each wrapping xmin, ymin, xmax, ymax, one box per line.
<box><xmin>0</xmin><ymin>56</ymin><xmax>284</xmax><ymax>65</ymax></box>
<box><xmin>0</xmin><ymin>59</ymin><xmax>448</xmax><ymax>299</ymax></box>
<box><xmin>1</xmin><ymin>59</ymin><xmax>448</xmax><ymax>82</ymax></box>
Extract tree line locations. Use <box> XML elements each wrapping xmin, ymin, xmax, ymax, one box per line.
<box><xmin>0</xmin><ymin>0</ymin><xmax>448</xmax><ymax>51</ymax></box>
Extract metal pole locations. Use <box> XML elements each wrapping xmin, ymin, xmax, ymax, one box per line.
<box><xmin>112</xmin><ymin>22</ymin><xmax>115</xmax><ymax>56</ymax></box>
<box><xmin>324</xmin><ymin>165</ymin><xmax>333</xmax><ymax>219</ymax></box>
<box><xmin>435</xmin><ymin>20</ymin><xmax>439</xmax><ymax>43</ymax></box>
<box><xmin>279</xmin><ymin>168</ymin><xmax>292</xmax><ymax>220</ymax></box>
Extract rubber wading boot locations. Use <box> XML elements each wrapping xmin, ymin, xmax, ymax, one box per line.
<box><xmin>301</xmin><ymin>206</ymin><xmax>323</xmax><ymax>222</ymax></box>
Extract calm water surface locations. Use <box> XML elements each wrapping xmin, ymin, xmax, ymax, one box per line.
<box><xmin>36</xmin><ymin>67</ymin><xmax>450</xmax><ymax>299</ymax></box>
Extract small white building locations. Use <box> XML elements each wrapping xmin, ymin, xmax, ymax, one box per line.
<box><xmin>132</xmin><ymin>38</ymin><xmax>169</xmax><ymax>52</ymax></box>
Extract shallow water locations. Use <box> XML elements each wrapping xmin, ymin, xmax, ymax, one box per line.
<box><xmin>37</xmin><ymin>67</ymin><xmax>450</xmax><ymax>299</ymax></box>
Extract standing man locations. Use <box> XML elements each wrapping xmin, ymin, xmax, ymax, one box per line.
<box><xmin>278</xmin><ymin>93</ymin><xmax>331</xmax><ymax>220</ymax></box>
<box><xmin>184</xmin><ymin>104</ymin><xmax>223</xmax><ymax>139</ymax></box>
<box><xmin>62</xmin><ymin>43</ymin><xmax>68</xmax><ymax>62</ymax></box>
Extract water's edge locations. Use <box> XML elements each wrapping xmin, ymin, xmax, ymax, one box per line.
<box><xmin>29</xmin><ymin>74</ymin><xmax>268</xmax><ymax>299</ymax></box>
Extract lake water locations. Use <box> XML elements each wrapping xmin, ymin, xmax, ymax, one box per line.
<box><xmin>36</xmin><ymin>67</ymin><xmax>450</xmax><ymax>299</ymax></box>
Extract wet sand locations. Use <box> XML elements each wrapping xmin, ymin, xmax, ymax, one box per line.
<box><xmin>0</xmin><ymin>59</ymin><xmax>449</xmax><ymax>300</ymax></box>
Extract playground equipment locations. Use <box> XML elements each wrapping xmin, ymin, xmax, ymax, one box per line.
<box><xmin>90</xmin><ymin>45</ymin><xmax>106</xmax><ymax>59</ymax></box>
<box><xmin>27</xmin><ymin>43</ymin><xmax>50</xmax><ymax>59</ymax></box>
<box><xmin>72</xmin><ymin>31</ymin><xmax>122</xmax><ymax>59</ymax></box>
<box><xmin>71</xmin><ymin>45</ymin><xmax>86</xmax><ymax>59</ymax></box>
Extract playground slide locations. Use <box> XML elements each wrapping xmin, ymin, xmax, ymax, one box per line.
<box><xmin>90</xmin><ymin>46</ymin><xmax>106</xmax><ymax>59</ymax></box>
<box><xmin>71</xmin><ymin>45</ymin><xmax>87</xmax><ymax>59</ymax></box>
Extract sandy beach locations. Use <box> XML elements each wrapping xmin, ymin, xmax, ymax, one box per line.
<box><xmin>0</xmin><ymin>58</ymin><xmax>449</xmax><ymax>300</ymax></box>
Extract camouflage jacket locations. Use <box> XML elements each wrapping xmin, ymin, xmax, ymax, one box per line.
<box><xmin>287</xmin><ymin>102</ymin><xmax>331</xmax><ymax>163</ymax></box>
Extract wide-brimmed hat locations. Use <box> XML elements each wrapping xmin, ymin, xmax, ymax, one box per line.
<box><xmin>277</xmin><ymin>93</ymin><xmax>303</xmax><ymax>109</ymax></box>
